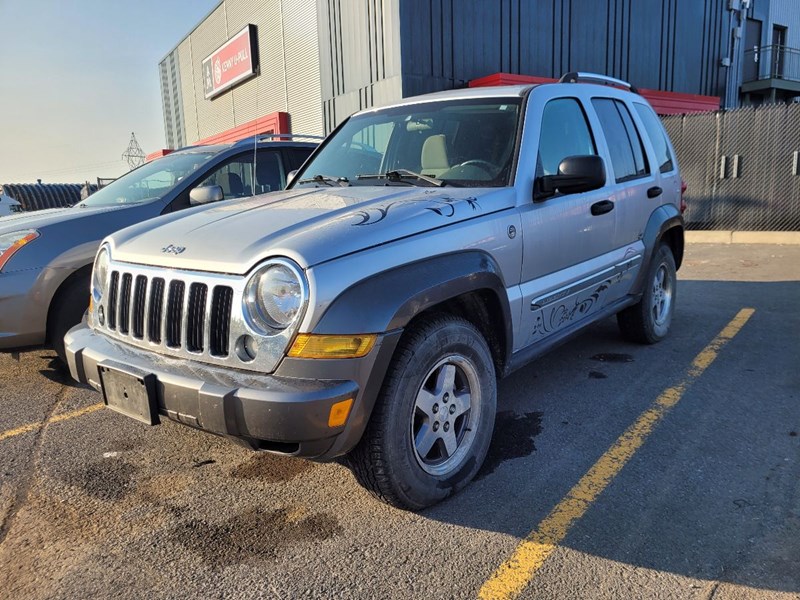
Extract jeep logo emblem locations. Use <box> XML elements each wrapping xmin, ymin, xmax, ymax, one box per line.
<box><xmin>161</xmin><ymin>244</ymin><xmax>186</xmax><ymax>255</ymax></box>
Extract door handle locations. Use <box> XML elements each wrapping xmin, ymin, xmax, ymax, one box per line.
<box><xmin>590</xmin><ymin>200</ymin><xmax>614</xmax><ymax>216</ymax></box>
<box><xmin>647</xmin><ymin>186</ymin><xmax>663</xmax><ymax>198</ymax></box>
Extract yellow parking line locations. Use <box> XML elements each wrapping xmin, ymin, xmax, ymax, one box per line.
<box><xmin>479</xmin><ymin>308</ymin><xmax>755</xmax><ymax>600</ymax></box>
<box><xmin>0</xmin><ymin>403</ymin><xmax>104</xmax><ymax>442</ymax></box>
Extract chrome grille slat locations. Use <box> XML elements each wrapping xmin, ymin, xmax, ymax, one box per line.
<box><xmin>147</xmin><ymin>278</ymin><xmax>165</xmax><ymax>344</ymax></box>
<box><xmin>107</xmin><ymin>271</ymin><xmax>119</xmax><ymax>330</ymax></box>
<box><xmin>202</xmin><ymin>285</ymin><xmax>214</xmax><ymax>355</ymax></box>
<box><xmin>180</xmin><ymin>280</ymin><xmax>190</xmax><ymax>350</ymax></box>
<box><xmin>186</xmin><ymin>283</ymin><xmax>207</xmax><ymax>353</ymax></box>
<box><xmin>132</xmin><ymin>275</ymin><xmax>147</xmax><ymax>339</ymax></box>
<box><xmin>118</xmin><ymin>273</ymin><xmax>132</xmax><ymax>334</ymax></box>
<box><xmin>210</xmin><ymin>286</ymin><xmax>233</xmax><ymax>357</ymax></box>
<box><xmin>166</xmin><ymin>280</ymin><xmax>185</xmax><ymax>349</ymax></box>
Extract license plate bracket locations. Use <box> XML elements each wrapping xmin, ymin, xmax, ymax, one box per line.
<box><xmin>99</xmin><ymin>363</ymin><xmax>159</xmax><ymax>426</ymax></box>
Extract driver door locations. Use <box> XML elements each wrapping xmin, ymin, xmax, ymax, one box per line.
<box><xmin>517</xmin><ymin>97</ymin><xmax>619</xmax><ymax>348</ymax></box>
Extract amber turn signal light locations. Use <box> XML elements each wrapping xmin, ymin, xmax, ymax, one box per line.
<box><xmin>288</xmin><ymin>334</ymin><xmax>376</xmax><ymax>359</ymax></box>
<box><xmin>328</xmin><ymin>398</ymin><xmax>354</xmax><ymax>428</ymax></box>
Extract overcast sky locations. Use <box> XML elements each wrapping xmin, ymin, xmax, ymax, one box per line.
<box><xmin>0</xmin><ymin>0</ymin><xmax>219</xmax><ymax>184</ymax></box>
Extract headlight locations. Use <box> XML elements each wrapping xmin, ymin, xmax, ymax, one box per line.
<box><xmin>0</xmin><ymin>229</ymin><xmax>39</xmax><ymax>271</ymax></box>
<box><xmin>92</xmin><ymin>246</ymin><xmax>110</xmax><ymax>303</ymax></box>
<box><xmin>244</xmin><ymin>259</ymin><xmax>307</xmax><ymax>333</ymax></box>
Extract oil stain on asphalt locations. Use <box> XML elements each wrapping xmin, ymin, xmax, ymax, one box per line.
<box><xmin>171</xmin><ymin>506</ymin><xmax>343</xmax><ymax>566</ymax></box>
<box><xmin>590</xmin><ymin>352</ymin><xmax>634</xmax><ymax>363</ymax></box>
<box><xmin>475</xmin><ymin>411</ymin><xmax>543</xmax><ymax>481</ymax></box>
<box><xmin>229</xmin><ymin>454</ymin><xmax>315</xmax><ymax>483</ymax></box>
<box><xmin>63</xmin><ymin>461</ymin><xmax>137</xmax><ymax>501</ymax></box>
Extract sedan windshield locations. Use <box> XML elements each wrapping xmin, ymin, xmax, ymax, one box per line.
<box><xmin>294</xmin><ymin>98</ymin><xmax>521</xmax><ymax>188</ymax></box>
<box><xmin>77</xmin><ymin>151</ymin><xmax>217</xmax><ymax>208</ymax></box>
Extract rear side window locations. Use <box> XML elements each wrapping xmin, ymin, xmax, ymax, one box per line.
<box><xmin>536</xmin><ymin>98</ymin><xmax>596</xmax><ymax>177</ymax></box>
<box><xmin>634</xmin><ymin>103</ymin><xmax>675</xmax><ymax>173</ymax></box>
<box><xmin>592</xmin><ymin>98</ymin><xmax>649</xmax><ymax>182</ymax></box>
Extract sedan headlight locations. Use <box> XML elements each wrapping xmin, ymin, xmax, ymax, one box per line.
<box><xmin>92</xmin><ymin>246</ymin><xmax>110</xmax><ymax>303</ymax></box>
<box><xmin>244</xmin><ymin>259</ymin><xmax>307</xmax><ymax>334</ymax></box>
<box><xmin>0</xmin><ymin>229</ymin><xmax>39</xmax><ymax>271</ymax></box>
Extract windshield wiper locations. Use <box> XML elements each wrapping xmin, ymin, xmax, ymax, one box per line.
<box><xmin>356</xmin><ymin>169</ymin><xmax>446</xmax><ymax>187</ymax></box>
<box><xmin>297</xmin><ymin>174</ymin><xmax>350</xmax><ymax>187</ymax></box>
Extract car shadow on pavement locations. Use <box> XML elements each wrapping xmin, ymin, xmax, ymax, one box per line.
<box><xmin>38</xmin><ymin>354</ymin><xmax>90</xmax><ymax>388</ymax></box>
<box><xmin>421</xmin><ymin>279</ymin><xmax>800</xmax><ymax>595</ymax></box>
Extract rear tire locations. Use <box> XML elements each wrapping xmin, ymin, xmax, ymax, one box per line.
<box><xmin>348</xmin><ymin>314</ymin><xmax>497</xmax><ymax>510</ymax></box>
<box><xmin>617</xmin><ymin>244</ymin><xmax>677</xmax><ymax>344</ymax></box>
<box><xmin>48</xmin><ymin>275</ymin><xmax>91</xmax><ymax>363</ymax></box>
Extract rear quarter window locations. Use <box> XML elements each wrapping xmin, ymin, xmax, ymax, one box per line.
<box><xmin>633</xmin><ymin>103</ymin><xmax>675</xmax><ymax>174</ymax></box>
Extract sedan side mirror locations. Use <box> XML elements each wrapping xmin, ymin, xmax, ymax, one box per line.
<box><xmin>535</xmin><ymin>155</ymin><xmax>606</xmax><ymax>200</ymax></box>
<box><xmin>286</xmin><ymin>170</ymin><xmax>299</xmax><ymax>188</ymax></box>
<box><xmin>189</xmin><ymin>185</ymin><xmax>224</xmax><ymax>206</ymax></box>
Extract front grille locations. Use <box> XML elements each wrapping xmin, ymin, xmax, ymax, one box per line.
<box><xmin>107</xmin><ymin>270</ymin><xmax>232</xmax><ymax>358</ymax></box>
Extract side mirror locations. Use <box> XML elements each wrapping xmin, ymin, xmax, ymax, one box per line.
<box><xmin>189</xmin><ymin>185</ymin><xmax>224</xmax><ymax>206</ymax></box>
<box><xmin>535</xmin><ymin>155</ymin><xmax>606</xmax><ymax>200</ymax></box>
<box><xmin>286</xmin><ymin>170</ymin><xmax>299</xmax><ymax>187</ymax></box>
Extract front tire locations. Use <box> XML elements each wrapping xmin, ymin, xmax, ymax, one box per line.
<box><xmin>48</xmin><ymin>275</ymin><xmax>91</xmax><ymax>363</ymax></box>
<box><xmin>348</xmin><ymin>314</ymin><xmax>497</xmax><ymax>510</ymax></box>
<box><xmin>617</xmin><ymin>244</ymin><xmax>677</xmax><ymax>344</ymax></box>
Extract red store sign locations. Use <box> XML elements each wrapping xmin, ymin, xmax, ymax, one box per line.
<box><xmin>202</xmin><ymin>25</ymin><xmax>258</xmax><ymax>99</ymax></box>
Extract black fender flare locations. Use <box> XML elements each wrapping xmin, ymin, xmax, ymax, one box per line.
<box><xmin>313</xmin><ymin>250</ymin><xmax>513</xmax><ymax>351</ymax></box>
<box><xmin>631</xmin><ymin>204</ymin><xmax>684</xmax><ymax>296</ymax></box>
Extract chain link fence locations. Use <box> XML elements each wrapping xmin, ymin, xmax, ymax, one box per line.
<box><xmin>662</xmin><ymin>103</ymin><xmax>800</xmax><ymax>231</ymax></box>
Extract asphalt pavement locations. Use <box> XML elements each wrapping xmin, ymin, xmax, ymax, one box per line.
<box><xmin>0</xmin><ymin>243</ymin><xmax>798</xmax><ymax>599</ymax></box>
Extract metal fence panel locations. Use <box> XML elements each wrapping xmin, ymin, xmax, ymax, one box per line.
<box><xmin>662</xmin><ymin>103</ymin><xmax>800</xmax><ymax>231</ymax></box>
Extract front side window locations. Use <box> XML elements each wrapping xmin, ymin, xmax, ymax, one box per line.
<box><xmin>536</xmin><ymin>98</ymin><xmax>597</xmax><ymax>177</ymax></box>
<box><xmin>592</xmin><ymin>98</ymin><xmax>649</xmax><ymax>182</ymax></box>
<box><xmin>78</xmin><ymin>151</ymin><xmax>216</xmax><ymax>208</ymax></box>
<box><xmin>293</xmin><ymin>99</ymin><xmax>522</xmax><ymax>188</ymax></box>
<box><xmin>198</xmin><ymin>156</ymin><xmax>254</xmax><ymax>199</ymax></box>
<box><xmin>198</xmin><ymin>150</ymin><xmax>286</xmax><ymax>198</ymax></box>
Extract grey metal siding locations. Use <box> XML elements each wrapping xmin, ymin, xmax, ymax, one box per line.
<box><xmin>159</xmin><ymin>48</ymin><xmax>185</xmax><ymax>149</ymax></box>
<box><xmin>399</xmin><ymin>0</ymin><xmax>730</xmax><ymax>100</ymax></box>
<box><xmin>170</xmin><ymin>0</ymin><xmax>324</xmax><ymax>146</ymax></box>
<box><xmin>317</xmin><ymin>0</ymin><xmax>403</xmax><ymax>132</ymax></box>
<box><xmin>187</xmin><ymin>4</ymin><xmax>236</xmax><ymax>141</ymax></box>
<box><xmin>283</xmin><ymin>0</ymin><xmax>324</xmax><ymax>135</ymax></box>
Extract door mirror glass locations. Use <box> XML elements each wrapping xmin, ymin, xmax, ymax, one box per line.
<box><xmin>189</xmin><ymin>185</ymin><xmax>224</xmax><ymax>206</ymax></box>
<box><xmin>536</xmin><ymin>155</ymin><xmax>605</xmax><ymax>199</ymax></box>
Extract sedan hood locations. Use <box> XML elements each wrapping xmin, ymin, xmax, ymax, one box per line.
<box><xmin>109</xmin><ymin>186</ymin><xmax>514</xmax><ymax>274</ymax></box>
<box><xmin>0</xmin><ymin>205</ymin><xmax>127</xmax><ymax>232</ymax></box>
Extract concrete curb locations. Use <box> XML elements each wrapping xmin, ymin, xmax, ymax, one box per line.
<box><xmin>686</xmin><ymin>230</ymin><xmax>800</xmax><ymax>245</ymax></box>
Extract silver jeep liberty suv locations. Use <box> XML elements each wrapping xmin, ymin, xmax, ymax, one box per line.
<box><xmin>66</xmin><ymin>73</ymin><xmax>684</xmax><ymax>510</ymax></box>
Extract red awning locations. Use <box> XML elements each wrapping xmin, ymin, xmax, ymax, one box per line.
<box><xmin>469</xmin><ymin>73</ymin><xmax>720</xmax><ymax>115</ymax></box>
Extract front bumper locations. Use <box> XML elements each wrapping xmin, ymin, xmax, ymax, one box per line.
<box><xmin>0</xmin><ymin>267</ymin><xmax>47</xmax><ymax>349</ymax></box>
<box><xmin>65</xmin><ymin>324</ymin><xmax>400</xmax><ymax>459</ymax></box>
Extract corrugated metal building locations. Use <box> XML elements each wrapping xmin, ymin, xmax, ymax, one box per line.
<box><xmin>159</xmin><ymin>0</ymin><xmax>799</xmax><ymax>148</ymax></box>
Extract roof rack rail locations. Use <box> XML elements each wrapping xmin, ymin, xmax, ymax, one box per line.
<box><xmin>232</xmin><ymin>133</ymin><xmax>325</xmax><ymax>147</ymax></box>
<box><xmin>558</xmin><ymin>72</ymin><xmax>639</xmax><ymax>94</ymax></box>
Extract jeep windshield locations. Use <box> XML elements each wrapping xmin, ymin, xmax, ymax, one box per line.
<box><xmin>294</xmin><ymin>98</ymin><xmax>522</xmax><ymax>188</ymax></box>
<box><xmin>77</xmin><ymin>150</ymin><xmax>217</xmax><ymax>208</ymax></box>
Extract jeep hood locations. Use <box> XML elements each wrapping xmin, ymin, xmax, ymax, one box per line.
<box><xmin>108</xmin><ymin>186</ymin><xmax>514</xmax><ymax>274</ymax></box>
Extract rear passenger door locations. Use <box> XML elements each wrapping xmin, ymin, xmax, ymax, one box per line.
<box><xmin>590</xmin><ymin>97</ymin><xmax>657</xmax><ymax>249</ymax></box>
